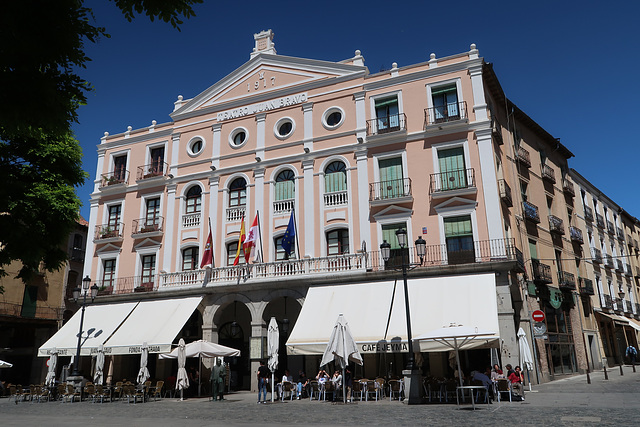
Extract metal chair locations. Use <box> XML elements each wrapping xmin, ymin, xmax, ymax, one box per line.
<box><xmin>364</xmin><ymin>380</ymin><xmax>378</xmax><ymax>401</ymax></box>
<box><xmin>496</xmin><ymin>379</ymin><xmax>512</xmax><ymax>402</ymax></box>
<box><xmin>351</xmin><ymin>379</ymin><xmax>363</xmax><ymax>401</ymax></box>
<box><xmin>375</xmin><ymin>378</ymin><xmax>386</xmax><ymax>399</ymax></box>
<box><xmin>388</xmin><ymin>379</ymin><xmax>402</xmax><ymax>401</ymax></box>
<box><xmin>308</xmin><ymin>381</ymin><xmax>321</xmax><ymax>400</ymax></box>
<box><xmin>281</xmin><ymin>381</ymin><xmax>295</xmax><ymax>401</ymax></box>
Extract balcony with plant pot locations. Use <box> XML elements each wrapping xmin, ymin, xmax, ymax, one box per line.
<box><xmin>100</xmin><ymin>171</ymin><xmax>128</xmax><ymax>190</ymax></box>
<box><xmin>94</xmin><ymin>223</ymin><xmax>124</xmax><ymax>243</ymax></box>
<box><xmin>132</xmin><ymin>217</ymin><xmax>164</xmax><ymax>238</ymax></box>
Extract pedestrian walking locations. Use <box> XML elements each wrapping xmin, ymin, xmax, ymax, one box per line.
<box><xmin>257</xmin><ymin>360</ymin><xmax>269</xmax><ymax>403</ymax></box>
<box><xmin>626</xmin><ymin>345</ymin><xmax>637</xmax><ymax>365</ymax></box>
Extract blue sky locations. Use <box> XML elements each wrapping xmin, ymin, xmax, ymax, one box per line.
<box><xmin>74</xmin><ymin>0</ymin><xmax>640</xmax><ymax>220</ymax></box>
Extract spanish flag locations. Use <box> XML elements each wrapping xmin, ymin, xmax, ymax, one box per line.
<box><xmin>233</xmin><ymin>216</ymin><xmax>246</xmax><ymax>266</ymax></box>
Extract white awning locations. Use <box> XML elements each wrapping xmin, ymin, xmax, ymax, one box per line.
<box><xmin>104</xmin><ymin>297</ymin><xmax>202</xmax><ymax>355</ymax></box>
<box><xmin>38</xmin><ymin>296</ymin><xmax>202</xmax><ymax>357</ymax></box>
<box><xmin>286</xmin><ymin>273</ymin><xmax>499</xmax><ymax>355</ymax></box>
<box><xmin>38</xmin><ymin>302</ymin><xmax>139</xmax><ymax>357</ymax></box>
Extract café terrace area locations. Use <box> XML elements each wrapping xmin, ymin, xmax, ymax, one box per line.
<box><xmin>92</xmin><ymin>238</ymin><xmax>524</xmax><ymax>295</ymax></box>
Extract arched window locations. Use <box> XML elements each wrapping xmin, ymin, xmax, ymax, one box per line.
<box><xmin>275</xmin><ymin>170</ymin><xmax>295</xmax><ymax>201</ymax></box>
<box><xmin>182</xmin><ymin>247</ymin><xmax>199</xmax><ymax>271</ymax></box>
<box><xmin>185</xmin><ymin>186</ymin><xmax>202</xmax><ymax>214</ymax></box>
<box><xmin>326</xmin><ymin>229</ymin><xmax>349</xmax><ymax>256</ymax></box>
<box><xmin>274</xmin><ymin>235</ymin><xmax>297</xmax><ymax>260</ymax></box>
<box><xmin>226</xmin><ymin>242</ymin><xmax>246</xmax><ymax>266</ymax></box>
<box><xmin>229</xmin><ymin>178</ymin><xmax>247</xmax><ymax>208</ymax></box>
<box><xmin>324</xmin><ymin>161</ymin><xmax>346</xmax><ymax>193</ymax></box>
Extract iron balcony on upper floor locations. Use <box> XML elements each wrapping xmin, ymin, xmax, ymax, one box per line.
<box><xmin>558</xmin><ymin>271</ymin><xmax>575</xmax><ymax>290</ymax></box>
<box><xmin>548</xmin><ymin>215</ymin><xmax>564</xmax><ymax>235</ymax></box>
<box><xmin>607</xmin><ymin>221</ymin><xmax>616</xmax><ymax>236</ymax></box>
<box><xmin>596</xmin><ymin>213</ymin><xmax>605</xmax><ymax>229</ymax></box>
<box><xmin>602</xmin><ymin>294</ymin><xmax>614</xmax><ymax>310</ymax></box>
<box><xmin>569</xmin><ymin>226</ymin><xmax>583</xmax><ymax>244</ymax></box>
<box><xmin>523</xmin><ymin>201</ymin><xmax>540</xmax><ymax>223</ymax></box>
<box><xmin>100</xmin><ymin>170</ymin><xmax>128</xmax><ymax>189</ymax></box>
<box><xmin>0</xmin><ymin>302</ymin><xmax>63</xmax><ymax>321</ymax></box>
<box><xmin>498</xmin><ymin>179</ymin><xmax>512</xmax><ymax>207</ymax></box>
<box><xmin>132</xmin><ymin>217</ymin><xmax>164</xmax><ymax>238</ymax></box>
<box><xmin>93</xmin><ymin>238</ymin><xmax>520</xmax><ymax>295</ymax></box>
<box><xmin>429</xmin><ymin>168</ymin><xmax>476</xmax><ymax>198</ymax></box>
<box><xmin>369</xmin><ymin>178</ymin><xmax>412</xmax><ymax>205</ymax></box>
<box><xmin>94</xmin><ymin>223</ymin><xmax>124</xmax><ymax>243</ymax></box>
<box><xmin>136</xmin><ymin>161</ymin><xmax>170</xmax><ymax>182</ymax></box>
<box><xmin>578</xmin><ymin>277</ymin><xmax>594</xmax><ymax>295</ymax></box>
<box><xmin>516</xmin><ymin>147</ymin><xmax>531</xmax><ymax>168</ymax></box>
<box><xmin>541</xmin><ymin>164</ymin><xmax>556</xmax><ymax>184</ymax></box>
<box><xmin>584</xmin><ymin>206</ymin><xmax>594</xmax><ymax>222</ymax></box>
<box><xmin>366</xmin><ymin>113</ymin><xmax>407</xmax><ymax>136</ymax></box>
<box><xmin>562</xmin><ymin>179</ymin><xmax>575</xmax><ymax>197</ymax></box>
<box><xmin>423</xmin><ymin>101</ymin><xmax>468</xmax><ymax>129</ymax></box>
<box><xmin>591</xmin><ymin>247</ymin><xmax>602</xmax><ymax>264</ymax></box>
<box><xmin>531</xmin><ymin>259</ymin><xmax>552</xmax><ymax>284</ymax></box>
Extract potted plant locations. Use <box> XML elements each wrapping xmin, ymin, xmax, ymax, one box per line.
<box><xmin>97</xmin><ymin>285</ymin><xmax>113</xmax><ymax>296</ymax></box>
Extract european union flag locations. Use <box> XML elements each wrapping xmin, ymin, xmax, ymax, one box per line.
<box><xmin>281</xmin><ymin>211</ymin><xmax>295</xmax><ymax>256</ymax></box>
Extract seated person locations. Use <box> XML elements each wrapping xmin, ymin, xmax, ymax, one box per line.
<box><xmin>316</xmin><ymin>369</ymin><xmax>329</xmax><ymax>384</ymax></box>
<box><xmin>277</xmin><ymin>370</ymin><xmax>293</xmax><ymax>400</ymax></box>
<box><xmin>330</xmin><ymin>370</ymin><xmax>342</xmax><ymax>401</ymax></box>
<box><xmin>296</xmin><ymin>370</ymin><xmax>308</xmax><ymax>399</ymax></box>
<box><xmin>491</xmin><ymin>364</ymin><xmax>505</xmax><ymax>381</ymax></box>
<box><xmin>508</xmin><ymin>366</ymin><xmax>525</xmax><ymax>400</ymax></box>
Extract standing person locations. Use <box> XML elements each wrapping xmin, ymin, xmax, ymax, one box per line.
<box><xmin>331</xmin><ymin>370</ymin><xmax>342</xmax><ymax>401</ymax></box>
<box><xmin>211</xmin><ymin>359</ymin><xmax>226</xmax><ymax>401</ymax></box>
<box><xmin>508</xmin><ymin>366</ymin><xmax>525</xmax><ymax>400</ymax></box>
<box><xmin>257</xmin><ymin>360</ymin><xmax>269</xmax><ymax>404</ymax></box>
<box><xmin>344</xmin><ymin>366</ymin><xmax>353</xmax><ymax>403</ymax></box>
<box><xmin>626</xmin><ymin>345</ymin><xmax>637</xmax><ymax>365</ymax></box>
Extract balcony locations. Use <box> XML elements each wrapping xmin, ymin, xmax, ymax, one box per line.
<box><xmin>97</xmin><ymin>238</ymin><xmax>521</xmax><ymax>295</ymax></box>
<box><xmin>95</xmin><ymin>276</ymin><xmax>157</xmax><ymax>294</ymax></box>
<box><xmin>579</xmin><ymin>277</ymin><xmax>594</xmax><ymax>295</ymax></box>
<box><xmin>607</xmin><ymin>221</ymin><xmax>615</xmax><ymax>235</ymax></box>
<box><xmin>558</xmin><ymin>271</ymin><xmax>576</xmax><ymax>290</ymax></box>
<box><xmin>604</xmin><ymin>253</ymin><xmax>614</xmax><ymax>269</ymax></box>
<box><xmin>541</xmin><ymin>164</ymin><xmax>556</xmax><ymax>184</ymax></box>
<box><xmin>136</xmin><ymin>161</ymin><xmax>169</xmax><ymax>181</ymax></box>
<box><xmin>324</xmin><ymin>190</ymin><xmax>348</xmax><ymax>207</ymax></box>
<box><xmin>182</xmin><ymin>213</ymin><xmax>201</xmax><ymax>228</ymax></box>
<box><xmin>584</xmin><ymin>206</ymin><xmax>594</xmax><ymax>222</ymax></box>
<box><xmin>562</xmin><ymin>179</ymin><xmax>575</xmax><ymax>196</ymax></box>
<box><xmin>366</xmin><ymin>113</ymin><xmax>407</xmax><ymax>136</ymax></box>
<box><xmin>132</xmin><ymin>217</ymin><xmax>164</xmax><ymax>237</ymax></box>
<box><xmin>0</xmin><ymin>302</ymin><xmax>63</xmax><ymax>320</ymax></box>
<box><xmin>532</xmin><ymin>259</ymin><xmax>552</xmax><ymax>284</ymax></box>
<box><xmin>591</xmin><ymin>247</ymin><xmax>602</xmax><ymax>264</ymax></box>
<box><xmin>615</xmin><ymin>259</ymin><xmax>624</xmax><ymax>273</ymax></box>
<box><xmin>569</xmin><ymin>226</ymin><xmax>583</xmax><ymax>244</ymax></box>
<box><xmin>523</xmin><ymin>201</ymin><xmax>540</xmax><ymax>223</ymax></box>
<box><xmin>369</xmin><ymin>178</ymin><xmax>412</xmax><ymax>204</ymax></box>
<box><xmin>602</xmin><ymin>294</ymin><xmax>613</xmax><ymax>310</ymax></box>
<box><xmin>516</xmin><ymin>147</ymin><xmax>531</xmax><ymax>168</ymax></box>
<box><xmin>429</xmin><ymin>169</ymin><xmax>476</xmax><ymax>197</ymax></box>
<box><xmin>492</xmin><ymin>120</ymin><xmax>503</xmax><ymax>145</ymax></box>
<box><xmin>273</xmin><ymin>199</ymin><xmax>295</xmax><ymax>215</ymax></box>
<box><xmin>226</xmin><ymin>206</ymin><xmax>245</xmax><ymax>222</ymax></box>
<box><xmin>94</xmin><ymin>223</ymin><xmax>124</xmax><ymax>242</ymax></box>
<box><xmin>617</xmin><ymin>228</ymin><xmax>625</xmax><ymax>241</ymax></box>
<box><xmin>515</xmin><ymin>247</ymin><xmax>526</xmax><ymax>273</ymax></box>
<box><xmin>548</xmin><ymin>215</ymin><xmax>565</xmax><ymax>235</ymax></box>
<box><xmin>624</xmin><ymin>300</ymin><xmax>633</xmax><ymax>314</ymax></box>
<box><xmin>627</xmin><ymin>234</ymin><xmax>633</xmax><ymax>246</ymax></box>
<box><xmin>498</xmin><ymin>179</ymin><xmax>513</xmax><ymax>207</ymax></box>
<box><xmin>596</xmin><ymin>214</ymin><xmax>605</xmax><ymax>229</ymax></box>
<box><xmin>636</xmin><ymin>266</ymin><xmax>640</xmax><ymax>279</ymax></box>
<box><xmin>614</xmin><ymin>297</ymin><xmax>623</xmax><ymax>312</ymax></box>
<box><xmin>100</xmin><ymin>170</ymin><xmax>128</xmax><ymax>188</ymax></box>
<box><xmin>424</xmin><ymin>101</ymin><xmax>468</xmax><ymax>127</ymax></box>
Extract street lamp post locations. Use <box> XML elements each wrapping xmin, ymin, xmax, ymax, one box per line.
<box><xmin>380</xmin><ymin>229</ymin><xmax>426</xmax><ymax>404</ymax></box>
<box><xmin>71</xmin><ymin>276</ymin><xmax>99</xmax><ymax>377</ymax></box>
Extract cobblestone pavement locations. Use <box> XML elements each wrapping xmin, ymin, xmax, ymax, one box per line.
<box><xmin>2</xmin><ymin>367</ymin><xmax>639</xmax><ymax>426</ymax></box>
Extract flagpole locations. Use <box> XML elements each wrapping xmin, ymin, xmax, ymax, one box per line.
<box><xmin>292</xmin><ymin>208</ymin><xmax>300</xmax><ymax>260</ymax></box>
<box><xmin>256</xmin><ymin>210</ymin><xmax>264</xmax><ymax>263</ymax></box>
<box><xmin>208</xmin><ymin>217</ymin><xmax>215</xmax><ymax>268</ymax></box>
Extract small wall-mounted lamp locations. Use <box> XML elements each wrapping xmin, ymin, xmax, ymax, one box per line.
<box><xmin>210</xmin><ymin>165</ymin><xmax>217</xmax><ymax>171</ymax></box>
<box><xmin>303</xmin><ymin>147</ymin><xmax>310</xmax><ymax>153</ymax></box>
<box><xmin>357</xmin><ymin>137</ymin><xmax>364</xmax><ymax>144</ymax></box>
<box><xmin>255</xmin><ymin>156</ymin><xmax>262</xmax><ymax>162</ymax></box>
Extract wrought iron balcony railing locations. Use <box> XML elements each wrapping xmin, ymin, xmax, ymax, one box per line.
<box><xmin>602</xmin><ymin>294</ymin><xmax>613</xmax><ymax>310</ymax></box>
<box><xmin>569</xmin><ymin>226</ymin><xmax>583</xmax><ymax>244</ymax></box>
<box><xmin>591</xmin><ymin>247</ymin><xmax>602</xmax><ymax>263</ymax></box>
<box><xmin>607</xmin><ymin>221</ymin><xmax>615</xmax><ymax>235</ymax></box>
<box><xmin>548</xmin><ymin>215</ymin><xmax>565</xmax><ymax>235</ymax></box>
<box><xmin>617</xmin><ymin>228</ymin><xmax>625</xmax><ymax>241</ymax></box>
<box><xmin>584</xmin><ymin>206</ymin><xmax>594</xmax><ymax>222</ymax></box>
<box><xmin>498</xmin><ymin>179</ymin><xmax>513</xmax><ymax>207</ymax></box>
<box><xmin>541</xmin><ymin>164</ymin><xmax>556</xmax><ymax>183</ymax></box>
<box><xmin>366</xmin><ymin>113</ymin><xmax>407</xmax><ymax>136</ymax></box>
<box><xmin>614</xmin><ymin>297</ymin><xmax>623</xmax><ymax>312</ymax></box>
<box><xmin>369</xmin><ymin>178</ymin><xmax>412</xmax><ymax>202</ymax></box>
<box><xmin>132</xmin><ymin>217</ymin><xmax>164</xmax><ymax>235</ymax></box>
<box><xmin>516</xmin><ymin>147</ymin><xmax>531</xmax><ymax>168</ymax></box>
<box><xmin>615</xmin><ymin>259</ymin><xmax>624</xmax><ymax>273</ymax></box>
<box><xmin>136</xmin><ymin>161</ymin><xmax>169</xmax><ymax>181</ymax></box>
<box><xmin>100</xmin><ymin>170</ymin><xmax>129</xmax><ymax>188</ymax></box>
<box><xmin>95</xmin><ymin>223</ymin><xmax>124</xmax><ymax>241</ymax></box>
<box><xmin>624</xmin><ymin>300</ymin><xmax>633</xmax><ymax>314</ymax></box>
<box><xmin>562</xmin><ymin>179</ymin><xmax>575</xmax><ymax>196</ymax></box>
<box><xmin>96</xmin><ymin>238</ymin><xmax>520</xmax><ymax>295</ymax></box>
<box><xmin>532</xmin><ymin>259</ymin><xmax>552</xmax><ymax>284</ymax></box>
<box><xmin>626</xmin><ymin>263</ymin><xmax>633</xmax><ymax>277</ymax></box>
<box><xmin>429</xmin><ymin>169</ymin><xmax>475</xmax><ymax>194</ymax></box>
<box><xmin>604</xmin><ymin>253</ymin><xmax>614</xmax><ymax>269</ymax></box>
<box><xmin>558</xmin><ymin>271</ymin><xmax>576</xmax><ymax>290</ymax></box>
<box><xmin>424</xmin><ymin>101</ymin><xmax>468</xmax><ymax>127</ymax></box>
<box><xmin>0</xmin><ymin>302</ymin><xmax>63</xmax><ymax>320</ymax></box>
<box><xmin>635</xmin><ymin>303</ymin><xmax>640</xmax><ymax>316</ymax></box>
<box><xmin>523</xmin><ymin>201</ymin><xmax>540</xmax><ymax>223</ymax></box>
<box><xmin>579</xmin><ymin>277</ymin><xmax>594</xmax><ymax>295</ymax></box>
<box><xmin>596</xmin><ymin>214</ymin><xmax>605</xmax><ymax>229</ymax></box>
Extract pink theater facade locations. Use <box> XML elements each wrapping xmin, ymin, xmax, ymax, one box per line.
<box><xmin>80</xmin><ymin>31</ymin><xmax>527</xmax><ymax>390</ymax></box>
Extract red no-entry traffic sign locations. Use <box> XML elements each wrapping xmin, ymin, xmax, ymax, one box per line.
<box><xmin>532</xmin><ymin>309</ymin><xmax>545</xmax><ymax>322</ymax></box>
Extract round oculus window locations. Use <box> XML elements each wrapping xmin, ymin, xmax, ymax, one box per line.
<box><xmin>229</xmin><ymin>127</ymin><xmax>249</xmax><ymax>148</ymax></box>
<box><xmin>274</xmin><ymin>118</ymin><xmax>295</xmax><ymax>140</ymax></box>
<box><xmin>188</xmin><ymin>138</ymin><xmax>204</xmax><ymax>156</ymax></box>
<box><xmin>322</xmin><ymin>107</ymin><xmax>345</xmax><ymax>130</ymax></box>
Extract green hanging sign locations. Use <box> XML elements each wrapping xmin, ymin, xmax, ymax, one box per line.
<box><xmin>549</xmin><ymin>287</ymin><xmax>563</xmax><ymax>309</ymax></box>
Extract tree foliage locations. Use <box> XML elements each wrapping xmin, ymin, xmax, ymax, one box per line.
<box><xmin>0</xmin><ymin>0</ymin><xmax>201</xmax><ymax>284</ymax></box>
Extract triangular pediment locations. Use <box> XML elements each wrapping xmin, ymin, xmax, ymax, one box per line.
<box><xmin>96</xmin><ymin>243</ymin><xmax>122</xmax><ymax>254</ymax></box>
<box><xmin>172</xmin><ymin>53</ymin><xmax>367</xmax><ymax>118</ymax></box>
<box><xmin>133</xmin><ymin>238</ymin><xmax>162</xmax><ymax>251</ymax></box>
<box><xmin>372</xmin><ymin>205</ymin><xmax>414</xmax><ymax>220</ymax></box>
<box><xmin>433</xmin><ymin>197</ymin><xmax>478</xmax><ymax>212</ymax></box>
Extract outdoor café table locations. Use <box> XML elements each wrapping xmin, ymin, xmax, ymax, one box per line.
<box><xmin>456</xmin><ymin>385</ymin><xmax>488</xmax><ymax>410</ymax></box>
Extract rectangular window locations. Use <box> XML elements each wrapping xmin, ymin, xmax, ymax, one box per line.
<box><xmin>432</xmin><ymin>84</ymin><xmax>459</xmax><ymax>122</ymax></box>
<box><xmin>182</xmin><ymin>247</ymin><xmax>199</xmax><ymax>271</ymax></box>
<box><xmin>113</xmin><ymin>155</ymin><xmax>127</xmax><ymax>181</ymax></box>
<box><xmin>227</xmin><ymin>242</ymin><xmax>246</xmax><ymax>266</ymax></box>
<box><xmin>274</xmin><ymin>236</ymin><xmax>297</xmax><ymax>261</ymax></box>
<box><xmin>529</xmin><ymin>239</ymin><xmax>538</xmax><ymax>260</ymax></box>
<box><xmin>275</xmin><ymin>181</ymin><xmax>295</xmax><ymax>201</ymax></box>
<box><xmin>108</xmin><ymin>204</ymin><xmax>121</xmax><ymax>228</ymax></box>
<box><xmin>327</xmin><ymin>229</ymin><xmax>349</xmax><ymax>256</ymax></box>
<box><xmin>382</xmin><ymin>222</ymin><xmax>408</xmax><ymax>268</ymax></box>
<box><xmin>150</xmin><ymin>147</ymin><xmax>164</xmax><ymax>174</ymax></box>
<box><xmin>438</xmin><ymin>147</ymin><xmax>467</xmax><ymax>190</ymax></box>
<box><xmin>146</xmin><ymin>198</ymin><xmax>160</xmax><ymax>227</ymax></box>
<box><xmin>21</xmin><ymin>285</ymin><xmax>38</xmax><ymax>318</ymax></box>
<box><xmin>141</xmin><ymin>254</ymin><xmax>156</xmax><ymax>286</ymax></box>
<box><xmin>229</xmin><ymin>188</ymin><xmax>247</xmax><ymax>207</ymax></box>
<box><xmin>375</xmin><ymin>97</ymin><xmax>399</xmax><ymax>132</ymax></box>
<box><xmin>378</xmin><ymin>157</ymin><xmax>404</xmax><ymax>199</ymax></box>
<box><xmin>103</xmin><ymin>259</ymin><xmax>116</xmax><ymax>287</ymax></box>
<box><xmin>444</xmin><ymin>215</ymin><xmax>474</xmax><ymax>264</ymax></box>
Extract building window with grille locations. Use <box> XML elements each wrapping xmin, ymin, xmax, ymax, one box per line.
<box><xmin>437</xmin><ymin>147</ymin><xmax>467</xmax><ymax>191</ymax></box>
<box><xmin>229</xmin><ymin>178</ymin><xmax>247</xmax><ymax>208</ymax></box>
<box><xmin>226</xmin><ymin>242</ymin><xmax>246</xmax><ymax>266</ymax></box>
<box><xmin>141</xmin><ymin>254</ymin><xmax>156</xmax><ymax>286</ymax></box>
<box><xmin>444</xmin><ymin>215</ymin><xmax>474</xmax><ymax>265</ymax></box>
<box><xmin>275</xmin><ymin>170</ymin><xmax>295</xmax><ymax>201</ymax></box>
<box><xmin>374</xmin><ymin>96</ymin><xmax>400</xmax><ymax>133</ymax></box>
<box><xmin>432</xmin><ymin>84</ymin><xmax>459</xmax><ymax>122</ymax></box>
<box><xmin>381</xmin><ymin>222</ymin><xmax>408</xmax><ymax>268</ymax></box>
<box><xmin>145</xmin><ymin>197</ymin><xmax>160</xmax><ymax>227</ymax></box>
<box><xmin>327</xmin><ymin>229</ymin><xmax>349</xmax><ymax>256</ymax></box>
<box><xmin>108</xmin><ymin>204</ymin><xmax>121</xmax><ymax>228</ymax></box>
<box><xmin>182</xmin><ymin>247</ymin><xmax>199</xmax><ymax>271</ymax></box>
<box><xmin>185</xmin><ymin>186</ymin><xmax>202</xmax><ymax>214</ymax></box>
<box><xmin>275</xmin><ymin>235</ymin><xmax>297</xmax><ymax>261</ymax></box>
<box><xmin>102</xmin><ymin>259</ymin><xmax>116</xmax><ymax>288</ymax></box>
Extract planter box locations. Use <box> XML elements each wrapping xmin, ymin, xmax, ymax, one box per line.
<box><xmin>97</xmin><ymin>286</ymin><xmax>113</xmax><ymax>296</ymax></box>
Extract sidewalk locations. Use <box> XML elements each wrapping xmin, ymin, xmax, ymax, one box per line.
<box><xmin>1</xmin><ymin>367</ymin><xmax>639</xmax><ymax>426</ymax></box>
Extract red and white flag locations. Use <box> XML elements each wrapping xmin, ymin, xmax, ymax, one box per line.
<box><xmin>242</xmin><ymin>215</ymin><xmax>259</xmax><ymax>263</ymax></box>
<box><xmin>200</xmin><ymin>227</ymin><xmax>213</xmax><ymax>268</ymax></box>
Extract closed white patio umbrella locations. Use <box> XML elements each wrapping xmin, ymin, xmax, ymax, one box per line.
<box><xmin>45</xmin><ymin>349</ymin><xmax>57</xmax><ymax>387</ymax></box>
<box><xmin>176</xmin><ymin>338</ymin><xmax>189</xmax><ymax>401</ymax></box>
<box><xmin>267</xmin><ymin>317</ymin><xmax>279</xmax><ymax>403</ymax></box>
<box><xmin>137</xmin><ymin>342</ymin><xmax>150</xmax><ymax>385</ymax></box>
<box><xmin>517</xmin><ymin>327</ymin><xmax>535</xmax><ymax>390</ymax></box>
<box><xmin>0</xmin><ymin>360</ymin><xmax>12</xmax><ymax>369</ymax></box>
<box><xmin>320</xmin><ymin>314</ymin><xmax>363</xmax><ymax>403</ymax></box>
<box><xmin>94</xmin><ymin>345</ymin><xmax>105</xmax><ymax>385</ymax></box>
